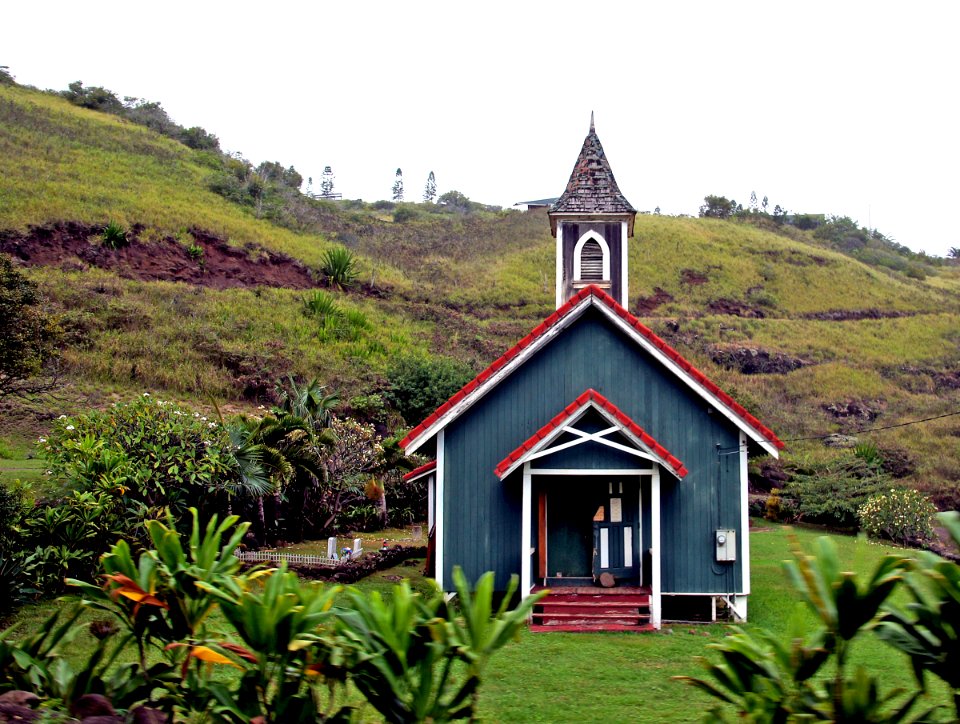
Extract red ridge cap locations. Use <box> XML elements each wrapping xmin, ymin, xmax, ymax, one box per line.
<box><xmin>402</xmin><ymin>460</ymin><xmax>436</xmax><ymax>482</ymax></box>
<box><xmin>401</xmin><ymin>285</ymin><xmax>784</xmax><ymax>452</ymax></box>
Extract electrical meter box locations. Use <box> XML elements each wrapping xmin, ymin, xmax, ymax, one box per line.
<box><xmin>715</xmin><ymin>529</ymin><xmax>736</xmax><ymax>562</ymax></box>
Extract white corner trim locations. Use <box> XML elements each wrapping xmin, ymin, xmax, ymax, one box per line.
<box><xmin>573</xmin><ymin>230</ymin><xmax>611</xmax><ymax>281</ymax></box>
<box><xmin>435</xmin><ymin>430</ymin><xmax>445</xmax><ymax>590</ymax></box>
<box><xmin>426</xmin><ymin>473</ymin><xmax>435</xmax><ymax>531</ymax></box>
<box><xmin>739</xmin><ymin>431</ymin><xmax>751</xmax><ymax>595</ymax></box>
<box><xmin>621</xmin><ymin>221</ymin><xmax>629</xmax><ymax>308</ymax></box>
<box><xmin>521</xmin><ymin>463</ymin><xmax>532</xmax><ymax>601</ymax></box>
<box><xmin>556</xmin><ymin>223</ymin><xmax>564</xmax><ymax>310</ymax></box>
<box><xmin>651</xmin><ymin>467</ymin><xmax>662</xmax><ymax>629</ymax></box>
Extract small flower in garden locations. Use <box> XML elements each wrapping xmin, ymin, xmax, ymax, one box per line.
<box><xmin>38</xmin><ymin>437</ymin><xmax>46</xmax><ymax>443</ymax></box>
<box><xmin>208</xmin><ymin>422</ymin><xmax>216</xmax><ymax>428</ymax></box>
<box><xmin>194</xmin><ymin>412</ymin><xmax>200</xmax><ymax>418</ymax></box>
<box><xmin>66</xmin><ymin>424</ymin><xmax>75</xmax><ymax>431</ymax></box>
<box><xmin>143</xmin><ymin>392</ymin><xmax>150</xmax><ymax>396</ymax></box>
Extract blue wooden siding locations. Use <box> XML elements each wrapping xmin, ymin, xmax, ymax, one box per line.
<box><xmin>441</xmin><ymin>307</ymin><xmax>744</xmax><ymax>593</ymax></box>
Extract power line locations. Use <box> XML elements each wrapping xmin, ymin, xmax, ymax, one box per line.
<box><xmin>781</xmin><ymin>410</ymin><xmax>960</xmax><ymax>443</ymax></box>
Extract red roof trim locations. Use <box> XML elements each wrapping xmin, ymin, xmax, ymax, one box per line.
<box><xmin>402</xmin><ymin>460</ymin><xmax>436</xmax><ymax>482</ymax></box>
<box><xmin>399</xmin><ymin>285</ymin><xmax>784</xmax><ymax>451</ymax></box>
<box><xmin>493</xmin><ymin>389</ymin><xmax>688</xmax><ymax>479</ymax></box>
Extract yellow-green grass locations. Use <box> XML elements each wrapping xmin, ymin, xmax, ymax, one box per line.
<box><xmin>630</xmin><ymin>215</ymin><xmax>958</xmax><ymax>317</ymax></box>
<box><xmin>0</xmin><ymin>84</ymin><xmax>409</xmax><ymax>290</ymax></box>
<box><xmin>27</xmin><ymin>266</ymin><xmax>429</xmax><ymax>403</ymax></box>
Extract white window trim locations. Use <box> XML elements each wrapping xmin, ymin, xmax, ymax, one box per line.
<box><xmin>573</xmin><ymin>231</ymin><xmax>611</xmax><ymax>281</ymax></box>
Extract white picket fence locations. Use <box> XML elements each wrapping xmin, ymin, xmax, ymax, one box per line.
<box><xmin>235</xmin><ymin>536</ymin><xmax>364</xmax><ymax>568</ymax></box>
<box><xmin>234</xmin><ymin>551</ymin><xmax>340</xmax><ymax>567</ymax></box>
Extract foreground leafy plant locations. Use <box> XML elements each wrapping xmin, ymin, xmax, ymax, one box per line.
<box><xmin>4</xmin><ymin>511</ymin><xmax>536</xmax><ymax>722</ymax></box>
<box><xmin>676</xmin><ymin>536</ymin><xmax>939</xmax><ymax>722</ymax></box>
<box><xmin>876</xmin><ymin>512</ymin><xmax>960</xmax><ymax>718</ymax></box>
<box><xmin>338</xmin><ymin>567</ymin><xmax>544</xmax><ymax>723</ymax></box>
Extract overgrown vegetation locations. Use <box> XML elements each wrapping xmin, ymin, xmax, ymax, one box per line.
<box><xmin>0</xmin><ymin>255</ymin><xmax>63</xmax><ymax>399</ymax></box>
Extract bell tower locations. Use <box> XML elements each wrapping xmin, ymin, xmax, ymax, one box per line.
<box><xmin>548</xmin><ymin>114</ymin><xmax>636</xmax><ymax>309</ymax></box>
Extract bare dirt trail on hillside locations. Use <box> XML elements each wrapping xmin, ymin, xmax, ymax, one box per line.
<box><xmin>0</xmin><ymin>222</ymin><xmax>317</xmax><ymax>290</ymax></box>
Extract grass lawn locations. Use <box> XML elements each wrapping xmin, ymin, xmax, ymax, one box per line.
<box><xmin>3</xmin><ymin>523</ymin><xmax>952</xmax><ymax>722</ymax></box>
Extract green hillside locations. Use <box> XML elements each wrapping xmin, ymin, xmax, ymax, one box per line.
<box><xmin>1</xmin><ymin>82</ymin><xmax>959</xmax><ymax>505</ymax></box>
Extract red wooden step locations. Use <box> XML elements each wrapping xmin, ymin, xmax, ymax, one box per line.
<box><xmin>539</xmin><ymin>600</ymin><xmax>649</xmax><ymax>608</ymax></box>
<box><xmin>529</xmin><ymin>623</ymin><xmax>656</xmax><ymax>633</ymax></box>
<box><xmin>532</xmin><ymin>612</ymin><xmax>649</xmax><ymax>620</ymax></box>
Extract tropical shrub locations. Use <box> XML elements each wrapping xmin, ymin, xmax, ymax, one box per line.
<box><xmin>676</xmin><ymin>537</ymin><xmax>936</xmax><ymax>721</ymax></box>
<box><xmin>0</xmin><ymin>254</ymin><xmax>64</xmax><ymax>400</ymax></box>
<box><xmin>2</xmin><ymin>511</ymin><xmax>541</xmax><ymax>722</ymax></box>
<box><xmin>858</xmin><ymin>488</ymin><xmax>937</xmax><ymax>546</ymax></box>
<box><xmin>877</xmin><ymin>512</ymin><xmax>960</xmax><ymax>719</ymax></box>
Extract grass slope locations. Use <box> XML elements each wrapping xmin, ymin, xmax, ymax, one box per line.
<box><xmin>1</xmin><ymin>83</ymin><xmax>959</xmax><ymax>500</ymax></box>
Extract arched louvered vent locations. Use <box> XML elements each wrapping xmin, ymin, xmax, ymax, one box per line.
<box><xmin>579</xmin><ymin>239</ymin><xmax>604</xmax><ymax>280</ymax></box>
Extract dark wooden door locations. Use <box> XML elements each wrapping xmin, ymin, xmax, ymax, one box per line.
<box><xmin>592</xmin><ymin>480</ymin><xmax>640</xmax><ymax>583</ymax></box>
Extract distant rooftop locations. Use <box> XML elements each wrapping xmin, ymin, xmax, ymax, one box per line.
<box><xmin>515</xmin><ymin>197</ymin><xmax>559</xmax><ymax>208</ymax></box>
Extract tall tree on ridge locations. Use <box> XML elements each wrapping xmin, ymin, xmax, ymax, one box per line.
<box><xmin>392</xmin><ymin>168</ymin><xmax>404</xmax><ymax>202</ymax></box>
<box><xmin>423</xmin><ymin>170</ymin><xmax>437</xmax><ymax>203</ymax></box>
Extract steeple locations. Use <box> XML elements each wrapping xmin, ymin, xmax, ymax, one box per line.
<box><xmin>549</xmin><ymin>115</ymin><xmax>636</xmax><ymax>232</ymax></box>
<box><xmin>548</xmin><ymin>117</ymin><xmax>637</xmax><ymax>309</ymax></box>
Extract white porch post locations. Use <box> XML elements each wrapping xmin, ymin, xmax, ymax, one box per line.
<box><xmin>435</xmin><ymin>431</ymin><xmax>445</xmax><ymax>591</ymax></box>
<box><xmin>427</xmin><ymin>474</ymin><xmax>435</xmax><ymax>531</ymax></box>
<box><xmin>651</xmin><ymin>466</ymin><xmax>662</xmax><ymax>628</ymax></box>
<box><xmin>521</xmin><ymin>462</ymin><xmax>532</xmax><ymax>600</ymax></box>
<box><xmin>740</xmin><ymin>430</ymin><xmax>751</xmax><ymax>593</ymax></box>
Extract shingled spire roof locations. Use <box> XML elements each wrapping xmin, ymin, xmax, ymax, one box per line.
<box><xmin>550</xmin><ymin>113</ymin><xmax>636</xmax><ymax>218</ymax></box>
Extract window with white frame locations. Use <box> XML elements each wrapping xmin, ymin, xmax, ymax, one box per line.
<box><xmin>573</xmin><ymin>231</ymin><xmax>610</xmax><ymax>281</ymax></box>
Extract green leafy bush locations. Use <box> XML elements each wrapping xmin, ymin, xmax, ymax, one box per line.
<box><xmin>385</xmin><ymin>354</ymin><xmax>474</xmax><ymax>426</ymax></box>
<box><xmin>858</xmin><ymin>488</ymin><xmax>937</xmax><ymax>546</ymax></box>
<box><xmin>42</xmin><ymin>396</ymin><xmax>243</xmax><ymax>541</ymax></box>
<box><xmin>781</xmin><ymin>455</ymin><xmax>892</xmax><ymax>529</ymax></box>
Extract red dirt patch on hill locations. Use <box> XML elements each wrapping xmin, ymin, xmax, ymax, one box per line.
<box><xmin>634</xmin><ymin>287</ymin><xmax>674</xmax><ymax>314</ymax></box>
<box><xmin>0</xmin><ymin>221</ymin><xmax>317</xmax><ymax>290</ymax></box>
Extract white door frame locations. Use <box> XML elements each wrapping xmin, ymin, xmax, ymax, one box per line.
<box><xmin>520</xmin><ymin>466</ymin><xmax>662</xmax><ymax>630</ymax></box>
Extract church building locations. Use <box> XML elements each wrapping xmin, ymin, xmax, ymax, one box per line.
<box><xmin>401</xmin><ymin>117</ymin><xmax>783</xmax><ymax>630</ymax></box>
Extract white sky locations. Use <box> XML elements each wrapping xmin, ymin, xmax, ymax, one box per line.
<box><xmin>4</xmin><ymin>1</ymin><xmax>959</xmax><ymax>255</ymax></box>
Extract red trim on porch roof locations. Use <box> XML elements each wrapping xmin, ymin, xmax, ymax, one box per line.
<box><xmin>399</xmin><ymin>285</ymin><xmax>784</xmax><ymax>452</ymax></box>
<box><xmin>402</xmin><ymin>460</ymin><xmax>436</xmax><ymax>482</ymax></box>
<box><xmin>493</xmin><ymin>389</ymin><xmax>688</xmax><ymax>479</ymax></box>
